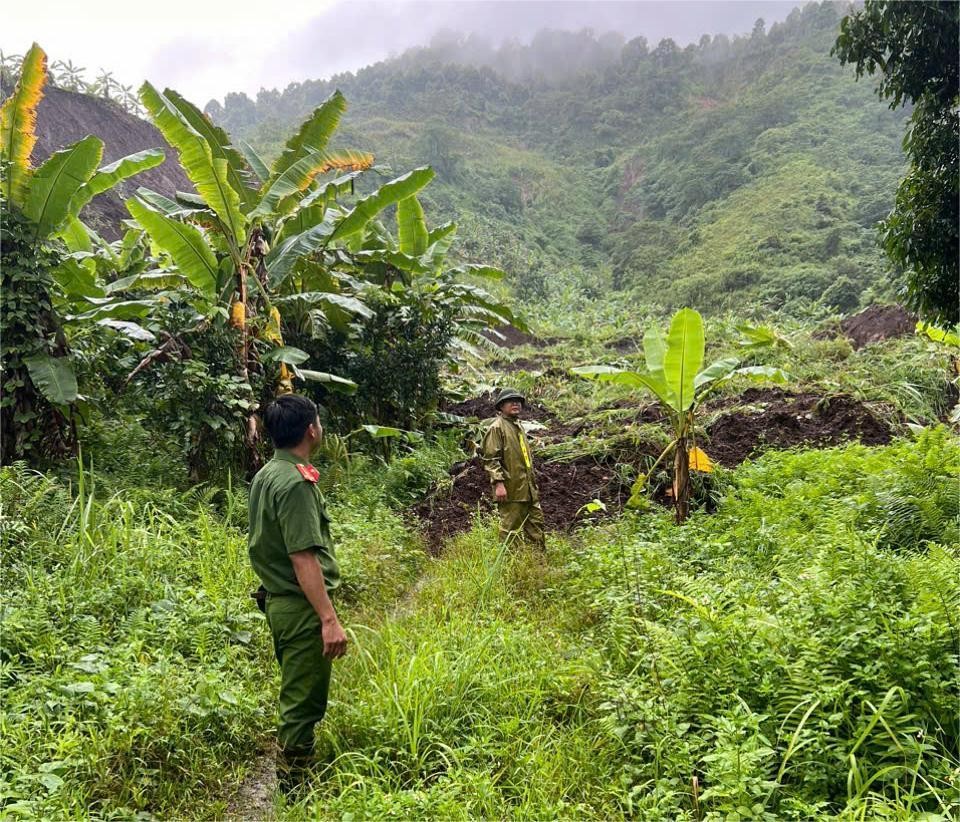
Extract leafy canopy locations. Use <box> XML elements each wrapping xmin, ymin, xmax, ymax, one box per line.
<box><xmin>834</xmin><ymin>1</ymin><xmax>960</xmax><ymax>324</ymax></box>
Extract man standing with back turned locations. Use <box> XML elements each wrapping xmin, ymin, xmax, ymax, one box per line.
<box><xmin>248</xmin><ymin>394</ymin><xmax>348</xmax><ymax>795</ymax></box>
<box><xmin>479</xmin><ymin>388</ymin><xmax>546</xmax><ymax>551</ymax></box>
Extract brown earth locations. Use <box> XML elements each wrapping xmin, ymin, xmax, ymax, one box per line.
<box><xmin>411</xmin><ymin>456</ymin><xmax>631</xmax><ymax>552</ymax></box>
<box><xmin>481</xmin><ymin>324</ymin><xmax>545</xmax><ymax>348</ymax></box>
<box><xmin>443</xmin><ymin>393</ymin><xmax>555</xmax><ymax>423</ymax></box>
<box><xmin>605</xmin><ymin>337</ymin><xmax>643</xmax><ymax>354</ymax></box>
<box><xmin>705</xmin><ymin>389</ymin><xmax>894</xmax><ymax>466</ymax></box>
<box><xmin>414</xmin><ymin>388</ymin><xmax>897</xmax><ymax>548</ymax></box>
<box><xmin>2</xmin><ymin>82</ymin><xmax>193</xmax><ymax>239</ymax></box>
<box><xmin>828</xmin><ymin>304</ymin><xmax>916</xmax><ymax>350</ymax></box>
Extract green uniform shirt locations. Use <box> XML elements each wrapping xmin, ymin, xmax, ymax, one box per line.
<box><xmin>248</xmin><ymin>449</ymin><xmax>340</xmax><ymax>596</ymax></box>
<box><xmin>479</xmin><ymin>415</ymin><xmax>539</xmax><ymax>502</ymax></box>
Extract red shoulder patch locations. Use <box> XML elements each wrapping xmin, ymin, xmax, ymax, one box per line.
<box><xmin>296</xmin><ymin>463</ymin><xmax>320</xmax><ymax>483</ymax></box>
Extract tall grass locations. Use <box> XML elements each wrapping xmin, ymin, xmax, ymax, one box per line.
<box><xmin>0</xmin><ymin>446</ymin><xmax>433</xmax><ymax>819</ymax></box>
<box><xmin>2</xmin><ymin>421</ymin><xmax>957</xmax><ymax>819</ymax></box>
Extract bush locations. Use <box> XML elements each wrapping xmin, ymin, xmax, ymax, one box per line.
<box><xmin>297</xmin><ymin>290</ymin><xmax>455</xmax><ymax>434</ymax></box>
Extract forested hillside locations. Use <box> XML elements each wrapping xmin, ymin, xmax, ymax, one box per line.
<box><xmin>209</xmin><ymin>2</ymin><xmax>908</xmax><ymax>313</ymax></box>
<box><xmin>4</xmin><ymin>3</ymin><xmax>958</xmax><ymax>819</ymax></box>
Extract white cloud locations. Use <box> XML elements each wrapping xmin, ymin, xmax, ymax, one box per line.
<box><xmin>3</xmin><ymin>0</ymin><xmax>797</xmax><ymax>104</ymax></box>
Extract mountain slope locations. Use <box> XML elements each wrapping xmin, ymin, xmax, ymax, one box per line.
<box><xmin>209</xmin><ymin>2</ymin><xmax>908</xmax><ymax>312</ymax></box>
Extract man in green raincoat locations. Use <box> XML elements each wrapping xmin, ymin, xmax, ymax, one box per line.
<box><xmin>479</xmin><ymin>388</ymin><xmax>546</xmax><ymax>551</ymax></box>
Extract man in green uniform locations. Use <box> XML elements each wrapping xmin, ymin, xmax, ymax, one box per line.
<box><xmin>479</xmin><ymin>388</ymin><xmax>546</xmax><ymax>551</ymax></box>
<box><xmin>248</xmin><ymin>394</ymin><xmax>348</xmax><ymax>794</ymax></box>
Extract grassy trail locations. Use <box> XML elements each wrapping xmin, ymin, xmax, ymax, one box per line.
<box><xmin>3</xmin><ymin>424</ymin><xmax>957</xmax><ymax>819</ymax></box>
<box><xmin>257</xmin><ymin>524</ymin><xmax>626</xmax><ymax>820</ymax></box>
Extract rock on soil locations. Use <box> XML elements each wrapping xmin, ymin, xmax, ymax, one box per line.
<box><xmin>839</xmin><ymin>305</ymin><xmax>916</xmax><ymax>349</ymax></box>
<box><xmin>705</xmin><ymin>389</ymin><xmax>894</xmax><ymax>466</ymax></box>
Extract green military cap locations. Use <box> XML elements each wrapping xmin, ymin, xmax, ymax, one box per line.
<box><xmin>495</xmin><ymin>388</ymin><xmax>526</xmax><ymax>409</ymax></box>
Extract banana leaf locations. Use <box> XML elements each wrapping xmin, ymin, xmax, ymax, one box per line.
<box><xmin>266</xmin><ymin>220</ymin><xmax>336</xmax><ymax>287</ymax></box>
<box><xmin>70</xmin><ymin>149</ymin><xmax>165</xmax><ymax>216</ymax></box>
<box><xmin>127</xmin><ymin>197</ymin><xmax>218</xmax><ymax>298</ymax></box>
<box><xmin>24</xmin><ymin>354</ymin><xmax>77</xmax><ymax>405</ymax></box>
<box><xmin>329</xmin><ymin>167</ymin><xmax>434</xmax><ymax>243</ymax></box>
<box><xmin>24</xmin><ymin>135</ymin><xmax>103</xmax><ymax>240</ymax></box>
<box><xmin>164</xmin><ymin>90</ymin><xmax>255</xmax><ymax>208</ymax></box>
<box><xmin>139</xmin><ymin>83</ymin><xmax>245</xmax><ymax>246</ymax></box>
<box><xmin>664</xmin><ymin>308</ymin><xmax>704</xmax><ymax>412</ymax></box>
<box><xmin>237</xmin><ymin>139</ymin><xmax>270</xmax><ymax>185</ymax></box>
<box><xmin>0</xmin><ymin>43</ymin><xmax>45</xmax><ymax>206</ymax></box>
<box><xmin>295</xmin><ymin>368</ymin><xmax>357</xmax><ymax>394</ymax></box>
<box><xmin>397</xmin><ymin>196</ymin><xmax>428</xmax><ymax>256</ymax></box>
<box><xmin>270</xmin><ymin>91</ymin><xmax>347</xmax><ymax>181</ymax></box>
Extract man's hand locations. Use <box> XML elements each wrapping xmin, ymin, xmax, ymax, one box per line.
<box><xmin>321</xmin><ymin>617</ymin><xmax>348</xmax><ymax>659</ymax></box>
<box><xmin>495</xmin><ymin>481</ymin><xmax>507</xmax><ymax>502</ymax></box>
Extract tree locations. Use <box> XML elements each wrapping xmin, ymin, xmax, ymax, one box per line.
<box><xmin>834</xmin><ymin>1</ymin><xmax>959</xmax><ymax>325</ymax></box>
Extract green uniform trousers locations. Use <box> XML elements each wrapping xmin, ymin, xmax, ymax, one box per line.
<box><xmin>497</xmin><ymin>500</ymin><xmax>546</xmax><ymax>551</ymax></box>
<box><xmin>265</xmin><ymin>594</ymin><xmax>332</xmax><ymax>753</ymax></box>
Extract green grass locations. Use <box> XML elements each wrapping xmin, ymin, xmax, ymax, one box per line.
<box><xmin>2</xmin><ymin>318</ymin><xmax>957</xmax><ymax>820</ymax></box>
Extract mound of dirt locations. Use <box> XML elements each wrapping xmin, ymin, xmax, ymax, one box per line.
<box><xmin>443</xmin><ymin>393</ymin><xmax>554</xmax><ymax>423</ymax></box>
<box><xmin>706</xmin><ymin>390</ymin><xmax>894</xmax><ymax>467</ymax></box>
<box><xmin>12</xmin><ymin>84</ymin><xmax>194</xmax><ymax>240</ymax></box>
<box><xmin>840</xmin><ymin>305</ymin><xmax>916</xmax><ymax>349</ymax></box>
<box><xmin>418</xmin><ymin>388</ymin><xmax>896</xmax><ymax>548</ymax></box>
<box><xmin>411</xmin><ymin>456</ymin><xmax>629</xmax><ymax>551</ymax></box>
<box><xmin>481</xmin><ymin>324</ymin><xmax>544</xmax><ymax>348</ymax></box>
<box><xmin>605</xmin><ymin>337</ymin><xmax>642</xmax><ymax>354</ymax></box>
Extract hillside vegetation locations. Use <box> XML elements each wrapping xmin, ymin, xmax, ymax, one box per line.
<box><xmin>2</xmin><ymin>3</ymin><xmax>959</xmax><ymax>820</ymax></box>
<box><xmin>210</xmin><ymin>2</ymin><xmax>908</xmax><ymax>313</ymax></box>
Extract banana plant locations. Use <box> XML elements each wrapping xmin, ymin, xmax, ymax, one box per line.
<box><xmin>322</xmin><ymin>192</ymin><xmax>526</xmax><ymax>358</ymax></box>
<box><xmin>916</xmin><ymin>321</ymin><xmax>960</xmax><ymax>426</ymax></box>
<box><xmin>124</xmin><ymin>84</ymin><xmax>445</xmax><ymax>463</ymax></box>
<box><xmin>0</xmin><ymin>43</ymin><xmax>162</xmax><ymax>462</ymax></box>
<box><xmin>573</xmin><ymin>308</ymin><xmax>788</xmax><ymax>523</ymax></box>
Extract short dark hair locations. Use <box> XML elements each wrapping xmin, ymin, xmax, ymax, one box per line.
<box><xmin>263</xmin><ymin>394</ymin><xmax>319</xmax><ymax>448</ymax></box>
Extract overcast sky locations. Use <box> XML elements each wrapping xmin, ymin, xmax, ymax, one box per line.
<box><xmin>5</xmin><ymin>0</ymin><xmax>799</xmax><ymax>105</ymax></box>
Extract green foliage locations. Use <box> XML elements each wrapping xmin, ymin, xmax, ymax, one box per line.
<box><xmin>834</xmin><ymin>0</ymin><xmax>960</xmax><ymax>325</ymax></box>
<box><xmin>210</xmin><ymin>3</ymin><xmax>911</xmax><ymax>316</ymax></box>
<box><xmin>570</xmin><ymin>430</ymin><xmax>959</xmax><ymax>819</ymax></box>
<box><xmin>0</xmin><ymin>439</ymin><xmax>434</xmax><ymax>818</ymax></box>
<box><xmin>574</xmin><ymin>308</ymin><xmax>787</xmax><ymax>521</ymax></box>
<box><xmin>0</xmin><ymin>202</ymin><xmax>76</xmax><ymax>463</ymax></box>
<box><xmin>297</xmin><ymin>288</ymin><xmax>454</xmax><ymax>433</ymax></box>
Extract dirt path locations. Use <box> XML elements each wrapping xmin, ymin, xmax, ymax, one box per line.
<box><xmin>224</xmin><ymin>748</ymin><xmax>276</xmax><ymax>821</ymax></box>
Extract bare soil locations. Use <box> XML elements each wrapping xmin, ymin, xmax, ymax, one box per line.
<box><xmin>411</xmin><ymin>456</ymin><xmax>631</xmax><ymax>552</ymax></box>
<box><xmin>443</xmin><ymin>393</ymin><xmax>555</xmax><ymax>423</ymax></box>
<box><xmin>605</xmin><ymin>337</ymin><xmax>643</xmax><ymax>354</ymax></box>
<box><xmin>705</xmin><ymin>389</ymin><xmax>894</xmax><ymax>466</ymax></box>
<box><xmin>481</xmin><ymin>324</ymin><xmax>545</xmax><ymax>348</ymax></box>
<box><xmin>414</xmin><ymin>388</ymin><xmax>897</xmax><ymax>548</ymax></box>
<box><xmin>224</xmin><ymin>749</ymin><xmax>276</xmax><ymax>821</ymax></box>
<box><xmin>831</xmin><ymin>304</ymin><xmax>916</xmax><ymax>350</ymax></box>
